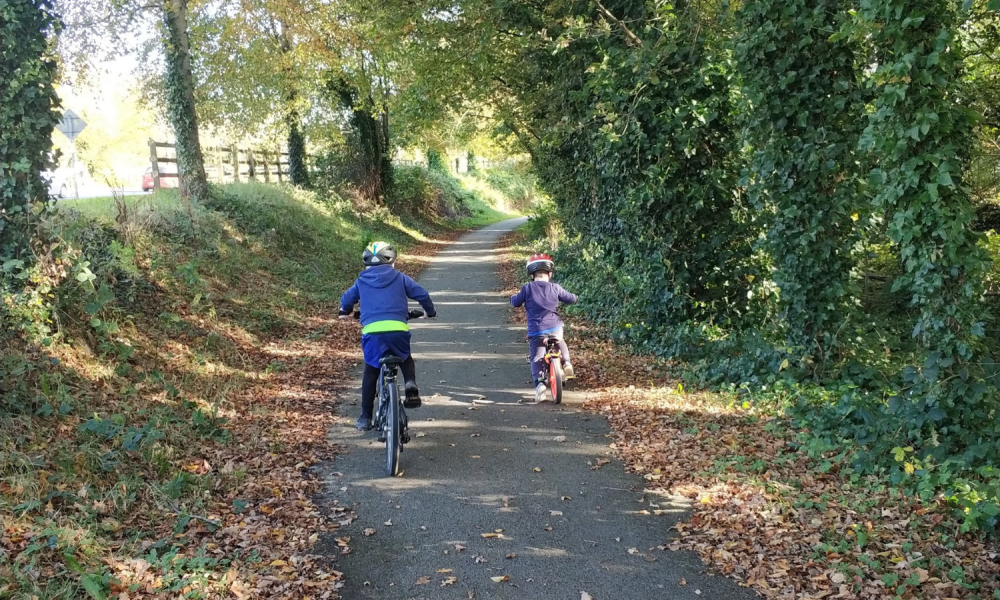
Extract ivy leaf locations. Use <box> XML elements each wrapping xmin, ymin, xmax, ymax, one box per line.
<box><xmin>81</xmin><ymin>575</ymin><xmax>106</xmax><ymax>600</ymax></box>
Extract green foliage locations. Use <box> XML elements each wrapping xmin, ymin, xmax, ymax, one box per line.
<box><xmin>736</xmin><ymin>0</ymin><xmax>865</xmax><ymax>355</ymax></box>
<box><xmin>0</xmin><ymin>0</ymin><xmax>60</xmax><ymax>272</ymax></box>
<box><xmin>423</xmin><ymin>0</ymin><xmax>1000</xmax><ymax>532</ymax></box>
<box><xmin>426</xmin><ymin>148</ymin><xmax>447</xmax><ymax>173</ymax></box>
<box><xmin>481</xmin><ymin>161</ymin><xmax>541</xmax><ymax>213</ymax></box>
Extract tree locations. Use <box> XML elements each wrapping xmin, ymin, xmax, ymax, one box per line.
<box><xmin>163</xmin><ymin>0</ymin><xmax>209</xmax><ymax>206</ymax></box>
<box><xmin>57</xmin><ymin>0</ymin><xmax>209</xmax><ymax>209</ymax></box>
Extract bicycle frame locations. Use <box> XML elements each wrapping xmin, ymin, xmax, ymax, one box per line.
<box><xmin>541</xmin><ymin>337</ymin><xmax>565</xmax><ymax>404</ymax></box>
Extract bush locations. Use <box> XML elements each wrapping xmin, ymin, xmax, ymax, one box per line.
<box><xmin>481</xmin><ymin>162</ymin><xmax>541</xmax><ymax>213</ymax></box>
<box><xmin>0</xmin><ymin>0</ymin><xmax>61</xmax><ymax>293</ymax></box>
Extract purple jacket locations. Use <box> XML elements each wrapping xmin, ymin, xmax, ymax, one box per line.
<box><xmin>510</xmin><ymin>280</ymin><xmax>578</xmax><ymax>336</ymax></box>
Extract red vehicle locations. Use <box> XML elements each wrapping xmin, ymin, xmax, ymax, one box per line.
<box><xmin>142</xmin><ymin>167</ymin><xmax>179</xmax><ymax>192</ymax></box>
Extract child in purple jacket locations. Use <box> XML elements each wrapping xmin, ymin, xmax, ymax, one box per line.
<box><xmin>510</xmin><ymin>253</ymin><xmax>578</xmax><ymax>402</ymax></box>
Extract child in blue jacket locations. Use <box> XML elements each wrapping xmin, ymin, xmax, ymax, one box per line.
<box><xmin>510</xmin><ymin>253</ymin><xmax>578</xmax><ymax>402</ymax></box>
<box><xmin>339</xmin><ymin>241</ymin><xmax>436</xmax><ymax>430</ymax></box>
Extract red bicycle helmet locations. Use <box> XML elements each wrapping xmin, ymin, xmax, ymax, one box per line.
<box><xmin>526</xmin><ymin>253</ymin><xmax>554</xmax><ymax>276</ymax></box>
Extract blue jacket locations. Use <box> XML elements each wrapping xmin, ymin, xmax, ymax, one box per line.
<box><xmin>510</xmin><ymin>280</ymin><xmax>578</xmax><ymax>336</ymax></box>
<box><xmin>340</xmin><ymin>265</ymin><xmax>436</xmax><ymax>333</ymax></box>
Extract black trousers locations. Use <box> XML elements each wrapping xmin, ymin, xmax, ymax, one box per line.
<box><xmin>360</xmin><ymin>357</ymin><xmax>417</xmax><ymax>418</ymax></box>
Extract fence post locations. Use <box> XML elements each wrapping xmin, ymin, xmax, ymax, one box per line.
<box><xmin>276</xmin><ymin>151</ymin><xmax>284</xmax><ymax>183</ymax></box>
<box><xmin>148</xmin><ymin>138</ymin><xmax>161</xmax><ymax>191</ymax></box>
<box><xmin>216</xmin><ymin>146</ymin><xmax>224</xmax><ymax>184</ymax></box>
<box><xmin>231</xmin><ymin>146</ymin><xmax>240</xmax><ymax>183</ymax></box>
<box><xmin>247</xmin><ymin>149</ymin><xmax>256</xmax><ymax>181</ymax></box>
<box><xmin>262</xmin><ymin>150</ymin><xmax>271</xmax><ymax>184</ymax></box>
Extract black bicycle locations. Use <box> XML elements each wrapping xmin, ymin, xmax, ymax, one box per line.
<box><xmin>365</xmin><ymin>308</ymin><xmax>424</xmax><ymax>476</ymax></box>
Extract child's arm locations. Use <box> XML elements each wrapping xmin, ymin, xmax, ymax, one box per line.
<box><xmin>510</xmin><ymin>285</ymin><xmax>527</xmax><ymax>308</ymax></box>
<box><xmin>557</xmin><ymin>285</ymin><xmax>578</xmax><ymax>305</ymax></box>
<box><xmin>403</xmin><ymin>274</ymin><xmax>436</xmax><ymax>317</ymax></box>
<box><xmin>338</xmin><ymin>282</ymin><xmax>360</xmax><ymax>316</ymax></box>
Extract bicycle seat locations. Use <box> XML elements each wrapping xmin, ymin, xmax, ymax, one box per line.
<box><xmin>380</xmin><ymin>355</ymin><xmax>404</xmax><ymax>366</ymax></box>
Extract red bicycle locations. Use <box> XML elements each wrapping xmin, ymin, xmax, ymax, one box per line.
<box><xmin>540</xmin><ymin>336</ymin><xmax>566</xmax><ymax>404</ymax></box>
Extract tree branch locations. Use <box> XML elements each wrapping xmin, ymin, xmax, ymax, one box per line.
<box><xmin>593</xmin><ymin>0</ymin><xmax>642</xmax><ymax>47</ymax></box>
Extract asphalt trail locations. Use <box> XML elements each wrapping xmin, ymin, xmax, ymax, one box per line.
<box><xmin>323</xmin><ymin>218</ymin><xmax>756</xmax><ymax>600</ymax></box>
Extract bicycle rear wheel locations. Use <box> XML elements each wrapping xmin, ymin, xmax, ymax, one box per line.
<box><xmin>385</xmin><ymin>381</ymin><xmax>401</xmax><ymax>476</ymax></box>
<box><xmin>550</xmin><ymin>358</ymin><xmax>563</xmax><ymax>404</ymax></box>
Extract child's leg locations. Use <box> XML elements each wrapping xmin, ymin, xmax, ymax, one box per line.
<box><xmin>555</xmin><ymin>331</ymin><xmax>571</xmax><ymax>364</ymax></box>
<box><xmin>401</xmin><ymin>356</ymin><xmax>417</xmax><ymax>392</ymax></box>
<box><xmin>529</xmin><ymin>336</ymin><xmax>547</xmax><ymax>383</ymax></box>
<box><xmin>360</xmin><ymin>363</ymin><xmax>380</xmax><ymax>418</ymax></box>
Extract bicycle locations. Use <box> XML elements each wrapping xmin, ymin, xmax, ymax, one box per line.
<box><xmin>346</xmin><ymin>308</ymin><xmax>426</xmax><ymax>476</ymax></box>
<box><xmin>540</xmin><ymin>336</ymin><xmax>566</xmax><ymax>404</ymax></box>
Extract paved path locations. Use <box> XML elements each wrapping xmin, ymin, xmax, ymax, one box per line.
<box><xmin>323</xmin><ymin>219</ymin><xmax>756</xmax><ymax>600</ymax></box>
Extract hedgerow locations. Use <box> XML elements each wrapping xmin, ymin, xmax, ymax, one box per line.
<box><xmin>487</xmin><ymin>0</ymin><xmax>1000</xmax><ymax>532</ymax></box>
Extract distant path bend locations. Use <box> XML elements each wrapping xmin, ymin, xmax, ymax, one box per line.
<box><xmin>323</xmin><ymin>218</ymin><xmax>755</xmax><ymax>600</ymax></box>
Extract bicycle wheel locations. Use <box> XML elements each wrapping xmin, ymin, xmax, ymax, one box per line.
<box><xmin>550</xmin><ymin>358</ymin><xmax>563</xmax><ymax>404</ymax></box>
<box><xmin>385</xmin><ymin>379</ymin><xmax>401</xmax><ymax>476</ymax></box>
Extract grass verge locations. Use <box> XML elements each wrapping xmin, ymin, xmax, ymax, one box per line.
<box><xmin>495</xmin><ymin>226</ymin><xmax>1000</xmax><ymax>600</ymax></box>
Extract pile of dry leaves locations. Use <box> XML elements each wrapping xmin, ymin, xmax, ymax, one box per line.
<box><xmin>495</xmin><ymin>229</ymin><xmax>1000</xmax><ymax>600</ymax></box>
<box><xmin>0</xmin><ymin>231</ymin><xmax>461</xmax><ymax>600</ymax></box>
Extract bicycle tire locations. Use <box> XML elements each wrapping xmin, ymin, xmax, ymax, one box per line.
<box><xmin>385</xmin><ymin>380</ymin><xmax>401</xmax><ymax>476</ymax></box>
<box><xmin>550</xmin><ymin>358</ymin><xmax>563</xmax><ymax>404</ymax></box>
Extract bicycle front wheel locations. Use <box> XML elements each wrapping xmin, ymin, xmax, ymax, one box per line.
<box><xmin>385</xmin><ymin>381</ymin><xmax>401</xmax><ymax>476</ymax></box>
<box><xmin>550</xmin><ymin>358</ymin><xmax>564</xmax><ymax>404</ymax></box>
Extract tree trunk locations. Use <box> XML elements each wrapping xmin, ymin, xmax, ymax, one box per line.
<box><xmin>162</xmin><ymin>0</ymin><xmax>209</xmax><ymax>211</ymax></box>
<box><xmin>286</xmin><ymin>114</ymin><xmax>310</xmax><ymax>187</ymax></box>
<box><xmin>278</xmin><ymin>28</ymin><xmax>310</xmax><ymax>187</ymax></box>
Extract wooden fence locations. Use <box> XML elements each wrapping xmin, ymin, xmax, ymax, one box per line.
<box><xmin>148</xmin><ymin>139</ymin><xmax>292</xmax><ymax>191</ymax></box>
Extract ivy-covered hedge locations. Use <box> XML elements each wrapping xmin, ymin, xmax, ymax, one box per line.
<box><xmin>0</xmin><ymin>0</ymin><xmax>61</xmax><ymax>263</ymax></box>
<box><xmin>483</xmin><ymin>0</ymin><xmax>1000</xmax><ymax>530</ymax></box>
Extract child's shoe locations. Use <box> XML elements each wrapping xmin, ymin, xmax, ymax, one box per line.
<box><xmin>534</xmin><ymin>382</ymin><xmax>547</xmax><ymax>403</ymax></box>
<box><xmin>563</xmin><ymin>362</ymin><xmax>575</xmax><ymax>379</ymax></box>
<box><xmin>404</xmin><ymin>385</ymin><xmax>421</xmax><ymax>409</ymax></box>
<box><xmin>356</xmin><ymin>414</ymin><xmax>372</xmax><ymax>431</ymax></box>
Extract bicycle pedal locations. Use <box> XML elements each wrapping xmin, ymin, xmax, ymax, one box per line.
<box><xmin>376</xmin><ymin>434</ymin><xmax>386</xmax><ymax>442</ymax></box>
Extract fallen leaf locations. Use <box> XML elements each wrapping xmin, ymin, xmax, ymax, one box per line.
<box><xmin>554</xmin><ymin>435</ymin><xmax>567</xmax><ymax>442</ymax></box>
<box><xmin>533</xmin><ymin>467</ymin><xmax>542</xmax><ymax>472</ymax></box>
<box><xmin>550</xmin><ymin>510</ymin><xmax>563</xmax><ymax>516</ymax></box>
<box><xmin>363</xmin><ymin>528</ymin><xmax>376</xmax><ymax>536</ymax></box>
<box><xmin>437</xmin><ymin>569</ymin><xmax>453</xmax><ymax>573</ymax></box>
<box><xmin>679</xmin><ymin>578</ymin><xmax>686</xmax><ymax>586</ymax></box>
<box><xmin>627</xmin><ymin>547</ymin><xmax>638</xmax><ymax>555</ymax></box>
<box><xmin>475</xmin><ymin>554</ymin><xmax>487</xmax><ymax>564</ymax></box>
<box><xmin>581</xmin><ymin>593</ymin><xmax>593</xmax><ymax>600</ymax></box>
<box><xmin>454</xmin><ymin>543</ymin><xmax>466</xmax><ymax>552</ymax></box>
<box><xmin>383</xmin><ymin>519</ymin><xmax>392</xmax><ymax>526</ymax></box>
<box><xmin>490</xmin><ymin>575</ymin><xmax>510</xmax><ymax>583</ymax></box>
<box><xmin>481</xmin><ymin>532</ymin><xmax>499</xmax><ymax>538</ymax></box>
<box><xmin>416</xmin><ymin>576</ymin><xmax>431</xmax><ymax>585</ymax></box>
<box><xmin>506</xmin><ymin>552</ymin><xmax>517</xmax><ymax>559</ymax></box>
<box><xmin>441</xmin><ymin>576</ymin><xmax>457</xmax><ymax>587</ymax></box>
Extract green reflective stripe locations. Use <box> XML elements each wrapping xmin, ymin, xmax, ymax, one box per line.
<box><xmin>362</xmin><ymin>320</ymin><xmax>409</xmax><ymax>334</ymax></box>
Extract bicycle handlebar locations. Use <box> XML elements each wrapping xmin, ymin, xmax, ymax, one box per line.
<box><xmin>339</xmin><ymin>308</ymin><xmax>431</xmax><ymax>321</ymax></box>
